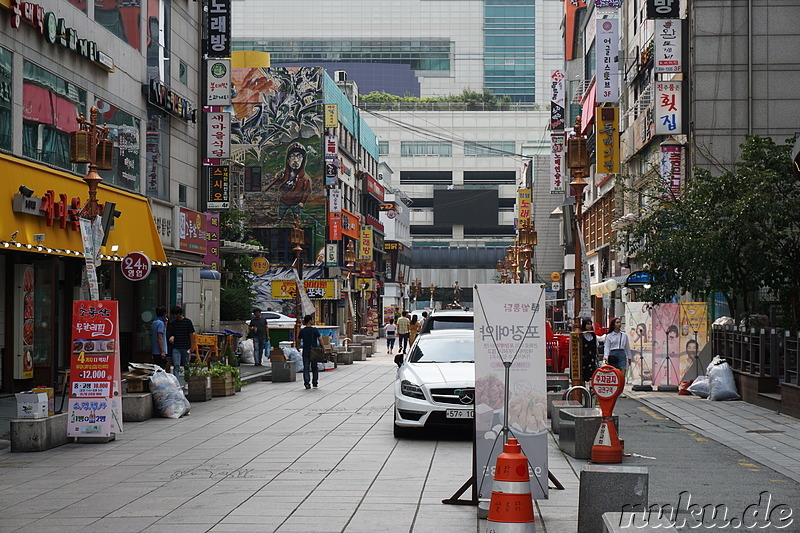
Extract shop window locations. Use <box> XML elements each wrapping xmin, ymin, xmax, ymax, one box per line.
<box><xmin>0</xmin><ymin>47</ymin><xmax>11</xmax><ymax>152</ymax></box>
<box><xmin>179</xmin><ymin>60</ymin><xmax>188</xmax><ymax>85</ymax></box>
<box><xmin>146</xmin><ymin>0</ymin><xmax>172</xmax><ymax>80</ymax></box>
<box><xmin>95</xmin><ymin>0</ymin><xmax>142</xmax><ymax>50</ymax></box>
<box><xmin>245</xmin><ymin>166</ymin><xmax>262</xmax><ymax>191</ymax></box>
<box><xmin>95</xmin><ymin>99</ymin><xmax>141</xmax><ymax>192</ymax></box>
<box><xmin>32</xmin><ymin>260</ymin><xmax>54</xmax><ymax>365</ymax></box>
<box><xmin>179</xmin><ymin>184</ymin><xmax>187</xmax><ymax>206</ymax></box>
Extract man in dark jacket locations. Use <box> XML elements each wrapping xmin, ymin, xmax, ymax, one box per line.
<box><xmin>298</xmin><ymin>315</ymin><xmax>321</xmax><ymax>389</ymax></box>
<box><xmin>167</xmin><ymin>305</ymin><xmax>195</xmax><ymax>379</ymax></box>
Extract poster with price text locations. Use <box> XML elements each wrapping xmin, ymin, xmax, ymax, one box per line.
<box><xmin>474</xmin><ymin>284</ymin><xmax>547</xmax><ymax>501</ymax></box>
<box><xmin>68</xmin><ymin>301</ymin><xmax>122</xmax><ymax>437</ymax></box>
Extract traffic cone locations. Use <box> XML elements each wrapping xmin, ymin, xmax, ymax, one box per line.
<box><xmin>487</xmin><ymin>438</ymin><xmax>536</xmax><ymax>532</ymax></box>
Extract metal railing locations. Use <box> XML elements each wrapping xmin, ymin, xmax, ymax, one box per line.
<box><xmin>712</xmin><ymin>325</ymin><xmax>800</xmax><ymax>386</ymax></box>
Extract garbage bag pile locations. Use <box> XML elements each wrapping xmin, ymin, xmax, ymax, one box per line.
<box><xmin>149</xmin><ymin>370</ymin><xmax>191</xmax><ymax>418</ymax></box>
<box><xmin>687</xmin><ymin>356</ymin><xmax>740</xmax><ymax>401</ymax></box>
<box><xmin>282</xmin><ymin>347</ymin><xmax>303</xmax><ymax>371</ymax></box>
<box><xmin>239</xmin><ymin>338</ymin><xmax>255</xmax><ymax>364</ymax></box>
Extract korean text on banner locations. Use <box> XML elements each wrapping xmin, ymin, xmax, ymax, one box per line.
<box><xmin>655</xmin><ymin>81</ymin><xmax>683</xmax><ymax>134</ymax></box>
<box><xmin>550</xmin><ymin>70</ymin><xmax>565</xmax><ymax>131</ymax></box>
<box><xmin>596</xmin><ymin>107</ymin><xmax>620</xmax><ymax>174</ymax></box>
<box><xmin>596</xmin><ymin>19</ymin><xmax>619</xmax><ymax>103</ymax></box>
<box><xmin>474</xmin><ymin>284</ymin><xmax>548</xmax><ymax>500</ymax></box>
<box><xmin>207</xmin><ymin>111</ymin><xmax>230</xmax><ymax>159</ymax></box>
<box><xmin>660</xmin><ymin>141</ymin><xmax>683</xmax><ymax>199</ymax></box>
<box><xmin>550</xmin><ymin>133</ymin><xmax>566</xmax><ymax>194</ymax></box>
<box><xmin>654</xmin><ymin>19</ymin><xmax>682</xmax><ymax>73</ymax></box>
<box><xmin>206</xmin><ymin>59</ymin><xmax>232</xmax><ymax>106</ymax></box>
<box><xmin>577</xmin><ymin>228</ymin><xmax>592</xmax><ymax>318</ymax></box>
<box><xmin>79</xmin><ymin>217</ymin><xmax>100</xmax><ymax>301</ymax></box>
<box><xmin>517</xmin><ymin>189</ymin><xmax>531</xmax><ymax>224</ymax></box>
<box><xmin>294</xmin><ymin>269</ymin><xmax>316</xmax><ymax>317</ymax></box>
<box><xmin>206</xmin><ymin>0</ymin><xmax>231</xmax><ymax>57</ymax></box>
<box><xmin>359</xmin><ymin>225</ymin><xmax>373</xmax><ymax>260</ymax></box>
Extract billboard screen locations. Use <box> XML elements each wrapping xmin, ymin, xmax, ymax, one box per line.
<box><xmin>433</xmin><ymin>189</ymin><xmax>498</xmax><ymax>226</ymax></box>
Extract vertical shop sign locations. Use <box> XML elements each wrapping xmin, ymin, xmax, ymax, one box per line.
<box><xmin>596</xmin><ymin>19</ymin><xmax>619</xmax><ymax>103</ymax></box>
<box><xmin>204</xmin><ymin>213</ymin><xmax>221</xmax><ymax>270</ymax></box>
<box><xmin>324</xmin><ymin>136</ymin><xmax>338</xmax><ymax>159</ymax></box>
<box><xmin>595</xmin><ymin>0</ymin><xmax>622</xmax><ymax>7</ymax></box>
<box><xmin>550</xmin><ymin>133</ymin><xmax>566</xmax><ymax>194</ymax></box>
<box><xmin>654</xmin><ymin>82</ymin><xmax>682</xmax><ymax>134</ymax></box>
<box><xmin>328</xmin><ymin>213</ymin><xmax>342</xmax><ymax>241</ymax></box>
<box><xmin>474</xmin><ymin>284</ymin><xmax>548</xmax><ymax>500</ymax></box>
<box><xmin>359</xmin><ymin>225</ymin><xmax>373</xmax><ymax>260</ymax></box>
<box><xmin>207</xmin><ymin>166</ymin><xmax>230</xmax><ymax>209</ymax></box>
<box><xmin>325</xmin><ymin>243</ymin><xmax>338</xmax><ymax>266</ymax></box>
<box><xmin>654</xmin><ymin>20</ymin><xmax>682</xmax><ymax>73</ymax></box>
<box><xmin>517</xmin><ymin>189</ymin><xmax>532</xmax><ymax>224</ymax></box>
<box><xmin>14</xmin><ymin>265</ymin><xmax>35</xmax><ymax>379</ymax></box>
<box><xmin>550</xmin><ymin>70</ymin><xmax>565</xmax><ymax>131</ymax></box>
<box><xmin>660</xmin><ymin>140</ymin><xmax>683</xmax><ymax>199</ymax></box>
<box><xmin>647</xmin><ymin>0</ymin><xmax>680</xmax><ymax>19</ymax></box>
<box><xmin>207</xmin><ymin>111</ymin><xmax>230</xmax><ymax>159</ymax></box>
<box><xmin>68</xmin><ymin>300</ymin><xmax>122</xmax><ymax>438</ymax></box>
<box><xmin>206</xmin><ymin>0</ymin><xmax>231</xmax><ymax>57</ymax></box>
<box><xmin>329</xmin><ymin>189</ymin><xmax>342</xmax><ymax>213</ymax></box>
<box><xmin>324</xmin><ymin>104</ymin><xmax>339</xmax><ymax>128</ymax></box>
<box><xmin>206</xmin><ymin>59</ymin><xmax>232</xmax><ymax>106</ymax></box>
<box><xmin>595</xmin><ymin>107</ymin><xmax>620</xmax><ymax>174</ymax></box>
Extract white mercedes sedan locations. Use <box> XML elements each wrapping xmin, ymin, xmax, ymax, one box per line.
<box><xmin>393</xmin><ymin>330</ymin><xmax>475</xmax><ymax>438</ymax></box>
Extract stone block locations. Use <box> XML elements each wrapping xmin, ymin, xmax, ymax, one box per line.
<box><xmin>547</xmin><ymin>373</ymin><xmax>571</xmax><ymax>392</ymax></box>
<box><xmin>11</xmin><ymin>413</ymin><xmax>69</xmax><ymax>452</ymax></box>
<box><xmin>353</xmin><ymin>334</ymin><xmax>367</xmax><ymax>345</ymax></box>
<box><xmin>336</xmin><ymin>351</ymin><xmax>354</xmax><ymax>365</ymax></box>
<box><xmin>603</xmin><ymin>512</ymin><xmax>677</xmax><ymax>532</ymax></box>
<box><xmin>558</xmin><ymin>407</ymin><xmax>619</xmax><ymax>460</ymax></box>
<box><xmin>547</xmin><ymin>391</ymin><xmax>567</xmax><ymax>419</ymax></box>
<box><xmin>122</xmin><ymin>393</ymin><xmax>154</xmax><ymax>422</ymax></box>
<box><xmin>578</xmin><ymin>465</ymin><xmax>648</xmax><ymax>533</ymax></box>
<box><xmin>351</xmin><ymin>345</ymin><xmax>368</xmax><ymax>361</ymax></box>
<box><xmin>550</xmin><ymin>400</ymin><xmax>582</xmax><ymax>432</ymax></box>
<box><xmin>271</xmin><ymin>361</ymin><xmax>297</xmax><ymax>382</ymax></box>
<box><xmin>363</xmin><ymin>343</ymin><xmax>373</xmax><ymax>357</ymax></box>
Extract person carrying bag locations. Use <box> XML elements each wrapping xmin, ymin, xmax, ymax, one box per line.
<box><xmin>299</xmin><ymin>315</ymin><xmax>322</xmax><ymax>389</ymax></box>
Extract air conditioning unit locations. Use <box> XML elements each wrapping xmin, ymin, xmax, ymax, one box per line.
<box><xmin>334</xmin><ymin>70</ymin><xmax>348</xmax><ymax>83</ymax></box>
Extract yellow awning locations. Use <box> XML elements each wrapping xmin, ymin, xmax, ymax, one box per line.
<box><xmin>1</xmin><ymin>154</ymin><xmax>167</xmax><ymax>262</ymax></box>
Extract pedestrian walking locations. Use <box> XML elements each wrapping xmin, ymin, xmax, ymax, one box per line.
<box><xmin>384</xmin><ymin>318</ymin><xmax>397</xmax><ymax>354</ymax></box>
<box><xmin>409</xmin><ymin>314</ymin><xmax>421</xmax><ymax>346</ymax></box>
<box><xmin>603</xmin><ymin>317</ymin><xmax>632</xmax><ymax>371</ymax></box>
<box><xmin>396</xmin><ymin>311</ymin><xmax>410</xmax><ymax>354</ymax></box>
<box><xmin>580</xmin><ymin>318</ymin><xmax>598</xmax><ymax>382</ymax></box>
<box><xmin>167</xmin><ymin>305</ymin><xmax>195</xmax><ymax>379</ymax></box>
<box><xmin>299</xmin><ymin>315</ymin><xmax>321</xmax><ymax>389</ymax></box>
<box><xmin>249</xmin><ymin>308</ymin><xmax>270</xmax><ymax>366</ymax></box>
<box><xmin>151</xmin><ymin>306</ymin><xmax>169</xmax><ymax>370</ymax></box>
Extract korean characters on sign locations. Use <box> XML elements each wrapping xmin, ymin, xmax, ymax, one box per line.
<box><xmin>655</xmin><ymin>20</ymin><xmax>682</xmax><ymax>73</ymax></box>
<box><xmin>595</xmin><ymin>107</ymin><xmax>620</xmax><ymax>174</ymax></box>
<box><xmin>206</xmin><ymin>0</ymin><xmax>231</xmax><ymax>57</ymax></box>
<box><xmin>207</xmin><ymin>165</ymin><xmax>230</xmax><ymax>209</ymax></box>
<box><xmin>120</xmin><ymin>252</ymin><xmax>152</xmax><ymax>281</ymax></box>
<box><xmin>596</xmin><ymin>19</ymin><xmax>619</xmax><ymax>103</ymax></box>
<box><xmin>550</xmin><ymin>70</ymin><xmax>565</xmax><ymax>131</ymax></box>
<box><xmin>655</xmin><ymin>82</ymin><xmax>683</xmax><ymax>135</ymax></box>
<box><xmin>206</xmin><ymin>59</ymin><xmax>232</xmax><ymax>106</ymax></box>
<box><xmin>517</xmin><ymin>189</ymin><xmax>531</xmax><ymax>223</ymax></box>
<box><xmin>359</xmin><ymin>226</ymin><xmax>373</xmax><ymax>260</ymax></box>
<box><xmin>207</xmin><ymin>112</ymin><xmax>230</xmax><ymax>159</ymax></box>
<box><xmin>324</xmin><ymin>136</ymin><xmax>339</xmax><ymax>186</ymax></box>
<box><xmin>550</xmin><ymin>133</ymin><xmax>566</xmax><ymax>194</ymax></box>
<box><xmin>647</xmin><ymin>0</ymin><xmax>680</xmax><ymax>19</ymax></box>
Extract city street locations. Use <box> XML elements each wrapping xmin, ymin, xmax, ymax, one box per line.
<box><xmin>1</xmin><ymin>347</ymin><xmax>799</xmax><ymax>532</ymax></box>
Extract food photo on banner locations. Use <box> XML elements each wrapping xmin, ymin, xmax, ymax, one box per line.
<box><xmin>474</xmin><ymin>283</ymin><xmax>548</xmax><ymax>502</ymax></box>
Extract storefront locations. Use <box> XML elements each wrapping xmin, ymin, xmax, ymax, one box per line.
<box><xmin>0</xmin><ymin>154</ymin><xmax>167</xmax><ymax>393</ymax></box>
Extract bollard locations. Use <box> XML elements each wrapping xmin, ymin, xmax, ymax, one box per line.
<box><xmin>589</xmin><ymin>365</ymin><xmax>625</xmax><ymax>463</ymax></box>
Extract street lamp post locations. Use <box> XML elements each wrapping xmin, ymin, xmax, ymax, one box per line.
<box><xmin>70</xmin><ymin>106</ymin><xmax>114</xmax><ymax>219</ymax></box>
<box><xmin>429</xmin><ymin>283</ymin><xmax>435</xmax><ymax>309</ymax></box>
<box><xmin>290</xmin><ymin>215</ymin><xmax>305</xmax><ymax>348</ymax></box>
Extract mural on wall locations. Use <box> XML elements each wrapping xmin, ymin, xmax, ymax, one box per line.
<box><xmin>230</xmin><ymin>67</ymin><xmax>325</xmax><ymax>233</ymax></box>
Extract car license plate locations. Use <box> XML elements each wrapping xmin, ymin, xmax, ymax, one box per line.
<box><xmin>446</xmin><ymin>409</ymin><xmax>474</xmax><ymax>419</ymax></box>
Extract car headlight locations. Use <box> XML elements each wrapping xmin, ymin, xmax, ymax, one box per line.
<box><xmin>401</xmin><ymin>380</ymin><xmax>425</xmax><ymax>400</ymax></box>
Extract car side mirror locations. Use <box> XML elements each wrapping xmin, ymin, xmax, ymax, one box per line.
<box><xmin>394</xmin><ymin>353</ymin><xmax>403</xmax><ymax>367</ymax></box>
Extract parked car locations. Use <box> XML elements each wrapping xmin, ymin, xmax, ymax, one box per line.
<box><xmin>418</xmin><ymin>309</ymin><xmax>474</xmax><ymax>334</ymax></box>
<box><xmin>246</xmin><ymin>311</ymin><xmax>296</xmax><ymax>328</ymax></box>
<box><xmin>393</xmin><ymin>330</ymin><xmax>475</xmax><ymax>438</ymax></box>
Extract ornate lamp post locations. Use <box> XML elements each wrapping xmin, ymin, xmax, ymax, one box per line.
<box><xmin>397</xmin><ymin>270</ymin><xmax>406</xmax><ymax>313</ymax></box>
<box><xmin>289</xmin><ymin>215</ymin><xmax>305</xmax><ymax>348</ymax></box>
<box><xmin>429</xmin><ymin>282</ymin><xmax>435</xmax><ymax>309</ymax></box>
<box><xmin>70</xmin><ymin>106</ymin><xmax>114</xmax><ymax>219</ymax></box>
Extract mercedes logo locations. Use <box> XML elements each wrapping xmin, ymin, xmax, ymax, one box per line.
<box><xmin>457</xmin><ymin>390</ymin><xmax>474</xmax><ymax>405</ymax></box>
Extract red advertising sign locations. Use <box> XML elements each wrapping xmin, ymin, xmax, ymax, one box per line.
<box><xmin>329</xmin><ymin>213</ymin><xmax>342</xmax><ymax>241</ymax></box>
<box><xmin>120</xmin><ymin>252</ymin><xmax>152</xmax><ymax>281</ymax></box>
<box><xmin>68</xmin><ymin>301</ymin><xmax>122</xmax><ymax>437</ymax></box>
<box><xmin>179</xmin><ymin>207</ymin><xmax>207</xmax><ymax>254</ymax></box>
<box><xmin>363</xmin><ymin>173</ymin><xmax>385</xmax><ymax>202</ymax></box>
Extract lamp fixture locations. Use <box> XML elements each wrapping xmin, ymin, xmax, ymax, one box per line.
<box><xmin>10</xmin><ymin>231</ymin><xmax>19</xmax><ymax>243</ymax></box>
<box><xmin>18</xmin><ymin>185</ymin><xmax>34</xmax><ymax>198</ymax></box>
<box><xmin>110</xmin><ymin>244</ymin><xmax>120</xmax><ymax>254</ymax></box>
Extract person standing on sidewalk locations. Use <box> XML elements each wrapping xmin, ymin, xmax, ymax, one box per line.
<box><xmin>249</xmin><ymin>308</ymin><xmax>270</xmax><ymax>367</ymax></box>
<box><xmin>167</xmin><ymin>305</ymin><xmax>195</xmax><ymax>379</ymax></box>
<box><xmin>384</xmin><ymin>318</ymin><xmax>397</xmax><ymax>354</ymax></box>
<box><xmin>299</xmin><ymin>315</ymin><xmax>321</xmax><ymax>389</ymax></box>
<box><xmin>408</xmin><ymin>314</ymin><xmax>421</xmax><ymax>346</ymax></box>
<box><xmin>396</xmin><ymin>311</ymin><xmax>410</xmax><ymax>354</ymax></box>
<box><xmin>151</xmin><ymin>307</ymin><xmax>169</xmax><ymax>370</ymax></box>
<box><xmin>603</xmin><ymin>317</ymin><xmax>631</xmax><ymax>371</ymax></box>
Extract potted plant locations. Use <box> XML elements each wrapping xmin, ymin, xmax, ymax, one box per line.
<box><xmin>207</xmin><ymin>362</ymin><xmax>240</xmax><ymax>397</ymax></box>
<box><xmin>185</xmin><ymin>363</ymin><xmax>212</xmax><ymax>402</ymax></box>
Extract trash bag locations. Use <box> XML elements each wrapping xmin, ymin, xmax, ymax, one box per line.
<box><xmin>707</xmin><ymin>360</ymin><xmax>740</xmax><ymax>401</ymax></box>
<box><xmin>687</xmin><ymin>375</ymin><xmax>710</xmax><ymax>398</ymax></box>
<box><xmin>712</xmin><ymin>316</ymin><xmax>735</xmax><ymax>327</ymax></box>
<box><xmin>283</xmin><ymin>347</ymin><xmax>302</xmax><ymax>371</ymax></box>
<box><xmin>239</xmin><ymin>338</ymin><xmax>255</xmax><ymax>364</ymax></box>
<box><xmin>149</xmin><ymin>370</ymin><xmax>191</xmax><ymax>418</ymax></box>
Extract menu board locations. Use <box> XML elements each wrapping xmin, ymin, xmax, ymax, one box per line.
<box><xmin>366</xmin><ymin>307</ymin><xmax>379</xmax><ymax>336</ymax></box>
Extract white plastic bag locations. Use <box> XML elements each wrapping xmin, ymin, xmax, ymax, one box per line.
<box><xmin>687</xmin><ymin>375</ymin><xmax>710</xmax><ymax>398</ymax></box>
<box><xmin>707</xmin><ymin>360</ymin><xmax>740</xmax><ymax>401</ymax></box>
<box><xmin>149</xmin><ymin>370</ymin><xmax>191</xmax><ymax>418</ymax></box>
<box><xmin>239</xmin><ymin>338</ymin><xmax>255</xmax><ymax>364</ymax></box>
<box><xmin>283</xmin><ymin>347</ymin><xmax>302</xmax><ymax>371</ymax></box>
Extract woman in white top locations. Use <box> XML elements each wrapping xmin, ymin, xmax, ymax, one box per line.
<box><xmin>384</xmin><ymin>318</ymin><xmax>398</xmax><ymax>354</ymax></box>
<box><xmin>604</xmin><ymin>317</ymin><xmax>632</xmax><ymax>370</ymax></box>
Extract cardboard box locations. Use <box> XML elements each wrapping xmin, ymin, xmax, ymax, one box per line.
<box><xmin>31</xmin><ymin>387</ymin><xmax>55</xmax><ymax>416</ymax></box>
<box><xmin>269</xmin><ymin>352</ymin><xmax>287</xmax><ymax>363</ymax></box>
<box><xmin>16</xmin><ymin>392</ymin><xmax>49</xmax><ymax>419</ymax></box>
<box><xmin>125</xmin><ymin>378</ymin><xmax>149</xmax><ymax>393</ymax></box>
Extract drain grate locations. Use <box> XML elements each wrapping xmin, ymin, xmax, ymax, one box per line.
<box><xmin>745</xmin><ymin>429</ymin><xmax>784</xmax><ymax>434</ymax></box>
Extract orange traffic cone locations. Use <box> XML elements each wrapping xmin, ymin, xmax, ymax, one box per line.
<box><xmin>487</xmin><ymin>438</ymin><xmax>536</xmax><ymax>532</ymax></box>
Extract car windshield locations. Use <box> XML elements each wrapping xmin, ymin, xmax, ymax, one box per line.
<box><xmin>409</xmin><ymin>336</ymin><xmax>474</xmax><ymax>363</ymax></box>
<box><xmin>424</xmin><ymin>316</ymin><xmax>474</xmax><ymax>331</ymax></box>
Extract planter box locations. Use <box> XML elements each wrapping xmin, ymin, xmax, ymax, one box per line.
<box><xmin>187</xmin><ymin>376</ymin><xmax>212</xmax><ymax>402</ymax></box>
<box><xmin>211</xmin><ymin>373</ymin><xmax>235</xmax><ymax>397</ymax></box>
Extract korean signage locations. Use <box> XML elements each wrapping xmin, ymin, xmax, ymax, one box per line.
<box><xmin>68</xmin><ymin>301</ymin><xmax>122</xmax><ymax>438</ymax></box>
<box><xmin>595</xmin><ymin>0</ymin><xmax>622</xmax><ymax>7</ymax></box>
<box><xmin>204</xmin><ymin>213</ymin><xmax>221</xmax><ymax>270</ymax></box>
<box><xmin>8</xmin><ymin>0</ymin><xmax>115</xmax><ymax>71</ymax></box>
<box><xmin>660</xmin><ymin>141</ymin><xmax>683</xmax><ymax>199</ymax></box>
<box><xmin>550</xmin><ymin>70</ymin><xmax>565</xmax><ymax>131</ymax></box>
<box><xmin>207</xmin><ymin>166</ymin><xmax>230</xmax><ymax>209</ymax></box>
<box><xmin>12</xmin><ymin>190</ymin><xmax>83</xmax><ymax>232</ymax></box>
<box><xmin>207</xmin><ymin>111</ymin><xmax>230</xmax><ymax>159</ymax></box>
<box><xmin>595</xmin><ymin>107</ymin><xmax>620</xmax><ymax>174</ymax></box>
<box><xmin>14</xmin><ymin>265</ymin><xmax>34</xmax><ymax>379</ymax></box>
<box><xmin>325</xmin><ymin>161</ymin><xmax>338</xmax><ymax>186</ymax></box>
<box><xmin>596</xmin><ymin>19</ymin><xmax>619</xmax><ymax>103</ymax></box>
<box><xmin>517</xmin><ymin>189</ymin><xmax>532</xmax><ymax>224</ymax></box>
<box><xmin>474</xmin><ymin>284</ymin><xmax>547</xmax><ymax>500</ymax></box>
<box><xmin>148</xmin><ymin>79</ymin><xmax>196</xmax><ymax>122</ymax></box>
<box><xmin>324</xmin><ymin>136</ymin><xmax>338</xmax><ymax>160</ymax></box>
<box><xmin>363</xmin><ymin>173</ymin><xmax>385</xmax><ymax>202</ymax></box>
<box><xmin>328</xmin><ymin>213</ymin><xmax>342</xmax><ymax>241</ymax></box>
<box><xmin>655</xmin><ymin>81</ymin><xmax>683</xmax><ymax>134</ymax></box>
<box><xmin>647</xmin><ymin>0</ymin><xmax>680</xmax><ymax>19</ymax></box>
<box><xmin>206</xmin><ymin>0</ymin><xmax>231</xmax><ymax>57</ymax></box>
<box><xmin>357</xmin><ymin>278</ymin><xmax>374</xmax><ymax>292</ymax></box>
<box><xmin>325</xmin><ymin>244</ymin><xmax>338</xmax><ymax>267</ymax></box>
<box><xmin>271</xmin><ymin>279</ymin><xmax>340</xmax><ymax>300</ymax></box>
<box><xmin>550</xmin><ymin>133</ymin><xmax>566</xmax><ymax>194</ymax></box>
<box><xmin>206</xmin><ymin>59</ymin><xmax>232</xmax><ymax>106</ymax></box>
<box><xmin>341</xmin><ymin>210</ymin><xmax>359</xmax><ymax>239</ymax></box>
<box><xmin>251</xmin><ymin>257</ymin><xmax>269</xmax><ymax>275</ymax></box>
<box><xmin>179</xmin><ymin>208</ymin><xmax>207</xmax><ymax>254</ymax></box>
<box><xmin>654</xmin><ymin>20</ymin><xmax>682</xmax><ymax>73</ymax></box>
<box><xmin>384</xmin><ymin>242</ymin><xmax>404</xmax><ymax>251</ymax></box>
<box><xmin>324</xmin><ymin>104</ymin><xmax>339</xmax><ymax>128</ymax></box>
<box><xmin>120</xmin><ymin>252</ymin><xmax>152</xmax><ymax>281</ymax></box>
<box><xmin>359</xmin><ymin>225</ymin><xmax>373</xmax><ymax>260</ymax></box>
<box><xmin>329</xmin><ymin>189</ymin><xmax>342</xmax><ymax>213</ymax></box>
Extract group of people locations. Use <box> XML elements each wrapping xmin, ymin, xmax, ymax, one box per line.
<box><xmin>579</xmin><ymin>317</ymin><xmax>632</xmax><ymax>382</ymax></box>
<box><xmin>384</xmin><ymin>310</ymin><xmax>426</xmax><ymax>355</ymax></box>
<box><xmin>150</xmin><ymin>305</ymin><xmax>196</xmax><ymax>380</ymax></box>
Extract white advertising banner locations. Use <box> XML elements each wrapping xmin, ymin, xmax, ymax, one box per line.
<box><xmin>654</xmin><ymin>20</ymin><xmax>682</xmax><ymax>73</ymax></box>
<box><xmin>550</xmin><ymin>70</ymin><xmax>565</xmax><ymax>131</ymax></box>
<box><xmin>474</xmin><ymin>284</ymin><xmax>548</xmax><ymax>501</ymax></box>
<box><xmin>207</xmin><ymin>111</ymin><xmax>230</xmax><ymax>159</ymax></box>
<box><xmin>206</xmin><ymin>59</ymin><xmax>232</xmax><ymax>106</ymax></box>
<box><xmin>660</xmin><ymin>142</ymin><xmax>683</xmax><ymax>199</ymax></box>
<box><xmin>329</xmin><ymin>189</ymin><xmax>342</xmax><ymax>213</ymax></box>
<box><xmin>596</xmin><ymin>18</ymin><xmax>619</xmax><ymax>103</ymax></box>
<box><xmin>655</xmin><ymin>81</ymin><xmax>683</xmax><ymax>134</ymax></box>
<box><xmin>550</xmin><ymin>133</ymin><xmax>566</xmax><ymax>194</ymax></box>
